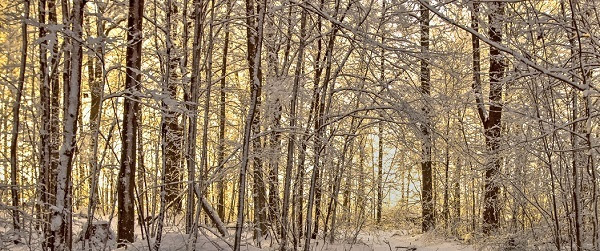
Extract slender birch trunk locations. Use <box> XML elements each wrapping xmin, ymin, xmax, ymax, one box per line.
<box><xmin>51</xmin><ymin>0</ymin><xmax>84</xmax><ymax>249</ymax></box>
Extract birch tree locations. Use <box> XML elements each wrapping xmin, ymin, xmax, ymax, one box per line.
<box><xmin>51</xmin><ymin>0</ymin><xmax>85</xmax><ymax>249</ymax></box>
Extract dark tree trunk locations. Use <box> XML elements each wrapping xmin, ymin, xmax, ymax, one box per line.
<box><xmin>247</xmin><ymin>0</ymin><xmax>268</xmax><ymax>241</ymax></box>
<box><xmin>234</xmin><ymin>0</ymin><xmax>266</xmax><ymax>249</ymax></box>
<box><xmin>39</xmin><ymin>0</ymin><xmax>54</xmax><ymax>247</ymax></box>
<box><xmin>420</xmin><ymin>0</ymin><xmax>434</xmax><ymax>233</ymax></box>
<box><xmin>217</xmin><ymin>0</ymin><xmax>232</xmax><ymax>221</ymax></box>
<box><xmin>377</xmin><ymin>125</ymin><xmax>383</xmax><ymax>224</ymax></box>
<box><xmin>163</xmin><ymin>1</ymin><xmax>183</xmax><ymax>211</ymax></box>
<box><xmin>185</xmin><ymin>0</ymin><xmax>203</xmax><ymax>234</ymax></box>
<box><xmin>48</xmin><ymin>0</ymin><xmax>61</xmax><ymax>235</ymax></box>
<box><xmin>118</xmin><ymin>0</ymin><xmax>143</xmax><ymax>245</ymax></box>
<box><xmin>281</xmin><ymin>7</ymin><xmax>306</xmax><ymax>250</ymax></box>
<box><xmin>482</xmin><ymin>1</ymin><xmax>505</xmax><ymax>234</ymax></box>
<box><xmin>10</xmin><ymin>0</ymin><xmax>30</xmax><ymax>234</ymax></box>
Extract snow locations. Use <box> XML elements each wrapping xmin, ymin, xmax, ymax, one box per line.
<box><xmin>114</xmin><ymin>230</ymin><xmax>474</xmax><ymax>251</ymax></box>
<box><xmin>309</xmin><ymin>231</ymin><xmax>475</xmax><ymax>251</ymax></box>
<box><xmin>2</xmin><ymin>213</ymin><xmax>476</xmax><ymax>251</ymax></box>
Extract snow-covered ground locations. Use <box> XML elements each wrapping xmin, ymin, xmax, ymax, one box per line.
<box><xmin>114</xmin><ymin>230</ymin><xmax>474</xmax><ymax>251</ymax></box>
<box><xmin>2</xmin><ymin>213</ymin><xmax>475</xmax><ymax>250</ymax></box>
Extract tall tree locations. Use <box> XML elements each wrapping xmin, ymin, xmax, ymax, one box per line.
<box><xmin>38</xmin><ymin>0</ymin><xmax>53</xmax><ymax>247</ymax></box>
<box><xmin>118</xmin><ymin>0</ymin><xmax>143</xmax><ymax>244</ymax></box>
<box><xmin>10</xmin><ymin>0</ymin><xmax>30</xmax><ymax>234</ymax></box>
<box><xmin>42</xmin><ymin>0</ymin><xmax>60</xmax><ymax>247</ymax></box>
<box><xmin>51</xmin><ymin>0</ymin><xmax>85</xmax><ymax>249</ymax></box>
<box><xmin>481</xmin><ymin>1</ymin><xmax>505</xmax><ymax>234</ymax></box>
<box><xmin>163</xmin><ymin>0</ymin><xmax>183</xmax><ymax>211</ymax></box>
<box><xmin>155</xmin><ymin>0</ymin><xmax>176</xmax><ymax>248</ymax></box>
<box><xmin>185</xmin><ymin>0</ymin><xmax>203</xmax><ymax>233</ymax></box>
<box><xmin>217</xmin><ymin>0</ymin><xmax>232</xmax><ymax>221</ymax></box>
<box><xmin>84</xmin><ymin>0</ymin><xmax>107</xmax><ymax>246</ymax></box>
<box><xmin>249</xmin><ymin>0</ymin><xmax>268</xmax><ymax>240</ymax></box>
<box><xmin>377</xmin><ymin>124</ymin><xmax>383</xmax><ymax>224</ymax></box>
<box><xmin>234</xmin><ymin>0</ymin><xmax>267</xmax><ymax>248</ymax></box>
<box><xmin>281</xmin><ymin>6</ymin><xmax>307</xmax><ymax>250</ymax></box>
<box><xmin>420</xmin><ymin>0</ymin><xmax>434</xmax><ymax>232</ymax></box>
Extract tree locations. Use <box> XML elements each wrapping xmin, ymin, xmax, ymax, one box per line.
<box><xmin>480</xmin><ymin>1</ymin><xmax>505</xmax><ymax>234</ymax></box>
<box><xmin>162</xmin><ymin>0</ymin><xmax>183</xmax><ymax>212</ymax></box>
<box><xmin>281</xmin><ymin>6</ymin><xmax>306</xmax><ymax>250</ymax></box>
<box><xmin>248</xmin><ymin>0</ymin><xmax>268</xmax><ymax>241</ymax></box>
<box><xmin>51</xmin><ymin>0</ymin><xmax>85</xmax><ymax>249</ymax></box>
<box><xmin>185</xmin><ymin>0</ymin><xmax>203</xmax><ymax>234</ymax></box>
<box><xmin>217</xmin><ymin>0</ymin><xmax>232</xmax><ymax>222</ymax></box>
<box><xmin>420</xmin><ymin>0</ymin><xmax>434</xmax><ymax>232</ymax></box>
<box><xmin>117</xmin><ymin>0</ymin><xmax>143</xmax><ymax>245</ymax></box>
<box><xmin>10</xmin><ymin>0</ymin><xmax>29</xmax><ymax>235</ymax></box>
<box><xmin>234</xmin><ymin>0</ymin><xmax>267</xmax><ymax>248</ymax></box>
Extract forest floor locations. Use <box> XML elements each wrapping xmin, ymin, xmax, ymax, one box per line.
<box><xmin>118</xmin><ymin>230</ymin><xmax>475</xmax><ymax>251</ymax></box>
<box><xmin>2</xmin><ymin>213</ymin><xmax>475</xmax><ymax>250</ymax></box>
<box><xmin>3</xmin><ymin>226</ymin><xmax>476</xmax><ymax>250</ymax></box>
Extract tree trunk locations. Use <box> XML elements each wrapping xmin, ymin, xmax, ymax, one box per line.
<box><xmin>154</xmin><ymin>0</ymin><xmax>176</xmax><ymax>248</ymax></box>
<box><xmin>48</xmin><ymin>0</ymin><xmax>61</xmax><ymax>243</ymax></box>
<box><xmin>420</xmin><ymin>0</ymin><xmax>434</xmax><ymax>233</ymax></box>
<box><xmin>265</xmin><ymin>3</ymin><xmax>282</xmax><ymax>236</ymax></box>
<box><xmin>10</xmin><ymin>0</ymin><xmax>29</xmax><ymax>234</ymax></box>
<box><xmin>51</xmin><ymin>0</ymin><xmax>84</xmax><ymax>249</ymax></box>
<box><xmin>377</xmin><ymin>124</ymin><xmax>383</xmax><ymax>224</ymax></box>
<box><xmin>118</xmin><ymin>0</ymin><xmax>143</xmax><ymax>244</ymax></box>
<box><xmin>234</xmin><ymin>0</ymin><xmax>266</xmax><ymax>249</ymax></box>
<box><xmin>281</xmin><ymin>7</ymin><xmax>306</xmax><ymax>250</ymax></box>
<box><xmin>84</xmin><ymin>1</ymin><xmax>106</xmax><ymax>245</ymax></box>
<box><xmin>248</xmin><ymin>0</ymin><xmax>268</xmax><ymax>241</ymax></box>
<box><xmin>185</xmin><ymin>0</ymin><xmax>204</xmax><ymax>234</ymax></box>
<box><xmin>482</xmin><ymin>1</ymin><xmax>504</xmax><ymax>234</ymax></box>
<box><xmin>163</xmin><ymin>0</ymin><xmax>183</xmax><ymax>212</ymax></box>
<box><xmin>39</xmin><ymin>0</ymin><xmax>55</xmax><ymax>247</ymax></box>
<box><xmin>217</xmin><ymin>0</ymin><xmax>232</xmax><ymax>222</ymax></box>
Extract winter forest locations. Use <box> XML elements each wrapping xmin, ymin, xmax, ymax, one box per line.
<box><xmin>1</xmin><ymin>0</ymin><xmax>599</xmax><ymax>250</ymax></box>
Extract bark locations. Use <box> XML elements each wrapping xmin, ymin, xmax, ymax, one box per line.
<box><xmin>48</xmin><ymin>0</ymin><xmax>61</xmax><ymax>237</ymax></box>
<box><xmin>118</xmin><ymin>0</ymin><xmax>143</xmax><ymax>244</ymax></box>
<box><xmin>39</xmin><ymin>0</ymin><xmax>55</xmax><ymax>248</ymax></box>
<box><xmin>164</xmin><ymin>0</ymin><xmax>184</xmax><ymax>214</ymax></box>
<box><xmin>443</xmin><ymin>112</ymin><xmax>450</xmax><ymax>229</ymax></box>
<box><xmin>377</xmin><ymin>125</ymin><xmax>383</xmax><ymax>224</ymax></box>
<box><xmin>234</xmin><ymin>0</ymin><xmax>266</xmax><ymax>248</ymax></box>
<box><xmin>198</xmin><ymin>189</ymin><xmax>228</xmax><ymax>236</ymax></box>
<box><xmin>482</xmin><ymin>1</ymin><xmax>505</xmax><ymax>234</ymax></box>
<box><xmin>306</xmin><ymin>1</ymin><xmax>342</xmax><ymax>243</ymax></box>
<box><xmin>299</xmin><ymin>14</ymin><xmax>324</xmax><ymax>247</ymax></box>
<box><xmin>198</xmin><ymin>0</ymin><xmax>216</xmax><ymax>225</ymax></box>
<box><xmin>420</xmin><ymin>0</ymin><xmax>434</xmax><ymax>233</ymax></box>
<box><xmin>265</xmin><ymin>3</ymin><xmax>282</xmax><ymax>236</ymax></box>
<box><xmin>217</xmin><ymin>0</ymin><xmax>232</xmax><ymax>221</ymax></box>
<box><xmin>84</xmin><ymin>1</ymin><xmax>106</xmax><ymax>245</ymax></box>
<box><xmin>281</xmin><ymin>6</ymin><xmax>306</xmax><ymax>250</ymax></box>
<box><xmin>51</xmin><ymin>0</ymin><xmax>84</xmax><ymax>249</ymax></box>
<box><xmin>154</xmin><ymin>0</ymin><xmax>176</xmax><ymax>248</ymax></box>
<box><xmin>566</xmin><ymin>1</ymin><xmax>585</xmax><ymax>249</ymax></box>
<box><xmin>248</xmin><ymin>0</ymin><xmax>268</xmax><ymax>241</ymax></box>
<box><xmin>10</xmin><ymin>0</ymin><xmax>30</xmax><ymax>234</ymax></box>
<box><xmin>251</xmin><ymin>69</ymin><xmax>267</xmax><ymax>241</ymax></box>
<box><xmin>185</xmin><ymin>0</ymin><xmax>204</xmax><ymax>234</ymax></box>
<box><xmin>453</xmin><ymin>158</ymin><xmax>461</xmax><ymax>234</ymax></box>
